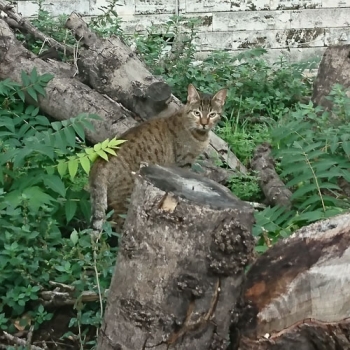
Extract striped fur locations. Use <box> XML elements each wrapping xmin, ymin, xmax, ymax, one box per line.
<box><xmin>89</xmin><ymin>84</ymin><xmax>227</xmax><ymax>233</ymax></box>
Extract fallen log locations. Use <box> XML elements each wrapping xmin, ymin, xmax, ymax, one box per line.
<box><xmin>230</xmin><ymin>212</ymin><xmax>350</xmax><ymax>350</ymax></box>
<box><xmin>97</xmin><ymin>164</ymin><xmax>255</xmax><ymax>350</ymax></box>
<box><xmin>65</xmin><ymin>12</ymin><xmax>247</xmax><ymax>173</ymax></box>
<box><xmin>0</xmin><ymin>19</ymin><xmax>137</xmax><ymax>144</ymax></box>
<box><xmin>250</xmin><ymin>142</ymin><xmax>292</xmax><ymax>208</ymax></box>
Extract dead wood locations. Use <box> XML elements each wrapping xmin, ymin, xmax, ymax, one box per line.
<box><xmin>0</xmin><ymin>19</ymin><xmax>137</xmax><ymax>144</ymax></box>
<box><xmin>312</xmin><ymin>44</ymin><xmax>350</xmax><ymax>110</ymax></box>
<box><xmin>96</xmin><ymin>164</ymin><xmax>255</xmax><ymax>350</ymax></box>
<box><xmin>65</xmin><ymin>12</ymin><xmax>247</xmax><ymax>173</ymax></box>
<box><xmin>250</xmin><ymin>142</ymin><xmax>292</xmax><ymax>208</ymax></box>
<box><xmin>1</xmin><ymin>331</ymin><xmax>44</xmax><ymax>350</ymax></box>
<box><xmin>230</xmin><ymin>213</ymin><xmax>350</xmax><ymax>350</ymax></box>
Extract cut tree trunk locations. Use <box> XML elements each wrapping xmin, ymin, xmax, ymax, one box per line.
<box><xmin>250</xmin><ymin>142</ymin><xmax>292</xmax><ymax>208</ymax></box>
<box><xmin>230</xmin><ymin>213</ymin><xmax>350</xmax><ymax>350</ymax></box>
<box><xmin>312</xmin><ymin>44</ymin><xmax>350</xmax><ymax>110</ymax></box>
<box><xmin>65</xmin><ymin>12</ymin><xmax>247</xmax><ymax>173</ymax></box>
<box><xmin>0</xmin><ymin>19</ymin><xmax>137</xmax><ymax>144</ymax></box>
<box><xmin>96</xmin><ymin>164</ymin><xmax>255</xmax><ymax>350</ymax></box>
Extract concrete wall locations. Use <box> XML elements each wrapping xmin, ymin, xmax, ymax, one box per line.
<box><xmin>16</xmin><ymin>0</ymin><xmax>350</xmax><ymax>62</ymax></box>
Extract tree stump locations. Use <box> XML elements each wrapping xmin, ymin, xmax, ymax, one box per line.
<box><xmin>312</xmin><ymin>44</ymin><xmax>350</xmax><ymax>110</ymax></box>
<box><xmin>231</xmin><ymin>213</ymin><xmax>350</xmax><ymax>350</ymax></box>
<box><xmin>97</xmin><ymin>164</ymin><xmax>255</xmax><ymax>350</ymax></box>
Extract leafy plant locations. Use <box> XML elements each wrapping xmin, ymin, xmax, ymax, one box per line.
<box><xmin>228</xmin><ymin>173</ymin><xmax>263</xmax><ymax>202</ymax></box>
<box><xmin>16</xmin><ymin>1</ymin><xmax>76</xmax><ymax>60</ymax></box>
<box><xmin>89</xmin><ymin>0</ymin><xmax>125</xmax><ymax>38</ymax></box>
<box><xmin>253</xmin><ymin>84</ymin><xmax>350</xmax><ymax>248</ymax></box>
<box><xmin>0</xmin><ymin>69</ymin><xmax>121</xmax><ymax>346</ymax></box>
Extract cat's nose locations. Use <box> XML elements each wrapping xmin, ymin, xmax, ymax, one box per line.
<box><xmin>200</xmin><ymin>117</ymin><xmax>209</xmax><ymax>126</ymax></box>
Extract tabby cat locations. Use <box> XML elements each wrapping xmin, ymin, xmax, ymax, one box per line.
<box><xmin>89</xmin><ymin>84</ymin><xmax>227</xmax><ymax>233</ymax></box>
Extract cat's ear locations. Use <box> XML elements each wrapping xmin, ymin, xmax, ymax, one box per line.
<box><xmin>187</xmin><ymin>84</ymin><xmax>200</xmax><ymax>103</ymax></box>
<box><xmin>212</xmin><ymin>88</ymin><xmax>228</xmax><ymax>107</ymax></box>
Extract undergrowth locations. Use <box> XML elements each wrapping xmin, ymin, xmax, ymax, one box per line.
<box><xmin>0</xmin><ymin>69</ymin><xmax>123</xmax><ymax>348</ymax></box>
<box><xmin>253</xmin><ymin>85</ymin><xmax>350</xmax><ymax>251</ymax></box>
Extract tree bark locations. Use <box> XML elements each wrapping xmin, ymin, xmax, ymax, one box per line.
<box><xmin>0</xmin><ymin>19</ymin><xmax>137</xmax><ymax>144</ymax></box>
<box><xmin>97</xmin><ymin>164</ymin><xmax>255</xmax><ymax>350</ymax></box>
<box><xmin>230</xmin><ymin>213</ymin><xmax>350</xmax><ymax>350</ymax></box>
<box><xmin>312</xmin><ymin>44</ymin><xmax>350</xmax><ymax>110</ymax></box>
<box><xmin>250</xmin><ymin>142</ymin><xmax>292</xmax><ymax>208</ymax></box>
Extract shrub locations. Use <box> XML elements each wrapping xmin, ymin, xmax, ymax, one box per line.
<box><xmin>0</xmin><ymin>68</ymin><xmax>123</xmax><ymax>346</ymax></box>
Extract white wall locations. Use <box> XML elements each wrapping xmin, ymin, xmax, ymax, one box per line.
<box><xmin>17</xmin><ymin>0</ymin><xmax>350</xmax><ymax>62</ymax></box>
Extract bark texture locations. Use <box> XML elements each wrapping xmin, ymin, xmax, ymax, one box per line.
<box><xmin>250</xmin><ymin>142</ymin><xmax>292</xmax><ymax>208</ymax></box>
<box><xmin>0</xmin><ymin>19</ymin><xmax>136</xmax><ymax>144</ymax></box>
<box><xmin>97</xmin><ymin>164</ymin><xmax>255</xmax><ymax>350</ymax></box>
<box><xmin>312</xmin><ymin>44</ymin><xmax>350</xmax><ymax>110</ymax></box>
<box><xmin>230</xmin><ymin>213</ymin><xmax>350</xmax><ymax>350</ymax></box>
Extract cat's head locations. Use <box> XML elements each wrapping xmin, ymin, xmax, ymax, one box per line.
<box><xmin>185</xmin><ymin>84</ymin><xmax>227</xmax><ymax>132</ymax></box>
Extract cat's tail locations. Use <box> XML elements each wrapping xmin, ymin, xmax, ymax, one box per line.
<box><xmin>89</xmin><ymin>159</ymin><xmax>109</xmax><ymax>234</ymax></box>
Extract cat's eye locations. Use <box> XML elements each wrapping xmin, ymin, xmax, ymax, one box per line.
<box><xmin>208</xmin><ymin>112</ymin><xmax>217</xmax><ymax>118</ymax></box>
<box><xmin>193</xmin><ymin>110</ymin><xmax>201</xmax><ymax>117</ymax></box>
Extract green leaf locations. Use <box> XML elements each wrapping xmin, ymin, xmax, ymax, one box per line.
<box><xmin>27</xmin><ymin>87</ymin><xmax>38</xmax><ymax>102</ymax></box>
<box><xmin>93</xmin><ymin>143</ymin><xmax>102</xmax><ymax>151</ymax></box>
<box><xmin>342</xmin><ymin>141</ymin><xmax>350</xmax><ymax>157</ymax></box>
<box><xmin>68</xmin><ymin>159</ymin><xmax>79</xmax><ymax>180</ymax></box>
<box><xmin>329</xmin><ymin>135</ymin><xmax>339</xmax><ymax>153</ymax></box>
<box><xmin>51</xmin><ymin>121</ymin><xmax>62</xmax><ymax>131</ymax></box>
<box><xmin>17</xmin><ymin>89</ymin><xmax>25</xmax><ymax>102</ymax></box>
<box><xmin>30</xmin><ymin>67</ymin><xmax>38</xmax><ymax>81</ymax></box>
<box><xmin>286</xmin><ymin>172</ymin><xmax>312</xmax><ymax>188</ymax></box>
<box><xmin>70</xmin><ymin>229</ymin><xmax>79</xmax><ymax>245</ymax></box>
<box><xmin>293</xmin><ymin>210</ymin><xmax>325</xmax><ymax>224</ymax></box>
<box><xmin>33</xmin><ymin>84</ymin><xmax>46</xmax><ymax>97</ymax></box>
<box><xmin>96</xmin><ymin>149</ymin><xmax>109</xmax><ymax>161</ymax></box>
<box><xmin>39</xmin><ymin>73</ymin><xmax>54</xmax><ymax>83</ymax></box>
<box><xmin>101</xmin><ymin>138</ymin><xmax>110</xmax><ymax>148</ymax></box>
<box><xmin>21</xmin><ymin>70</ymin><xmax>30</xmax><ymax>86</ymax></box>
<box><xmin>79</xmin><ymin>199</ymin><xmax>91</xmax><ymax>222</ymax></box>
<box><xmin>65</xmin><ymin>200</ymin><xmax>77</xmax><ymax>223</ymax></box>
<box><xmin>64</xmin><ymin>127</ymin><xmax>76</xmax><ymax>148</ymax></box>
<box><xmin>79</xmin><ymin>156</ymin><xmax>91</xmax><ymax>175</ymax></box>
<box><xmin>35</xmin><ymin>115</ymin><xmax>50</xmax><ymax>126</ymax></box>
<box><xmin>43</xmin><ymin>175</ymin><xmax>66</xmax><ymax>197</ymax></box>
<box><xmin>104</xmin><ymin>148</ymin><xmax>117</xmax><ymax>156</ymax></box>
<box><xmin>54</xmin><ymin>131</ymin><xmax>66</xmax><ymax>152</ymax></box>
<box><xmin>12</xmin><ymin>186</ymin><xmax>56</xmax><ymax>212</ymax></box>
<box><xmin>72</xmin><ymin>122</ymin><xmax>85</xmax><ymax>141</ymax></box>
<box><xmin>292</xmin><ymin>183</ymin><xmax>318</xmax><ymax>199</ymax></box>
<box><xmin>57</xmin><ymin>161</ymin><xmax>68</xmax><ymax>177</ymax></box>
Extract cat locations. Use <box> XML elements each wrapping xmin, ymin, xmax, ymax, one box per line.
<box><xmin>89</xmin><ymin>84</ymin><xmax>227</xmax><ymax>234</ymax></box>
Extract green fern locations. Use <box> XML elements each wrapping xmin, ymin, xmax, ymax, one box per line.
<box><xmin>253</xmin><ymin>84</ymin><xmax>350</xmax><ymax>251</ymax></box>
